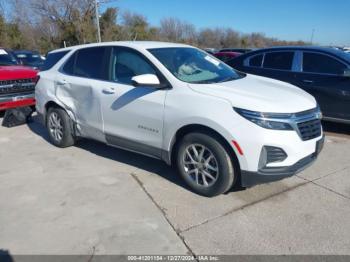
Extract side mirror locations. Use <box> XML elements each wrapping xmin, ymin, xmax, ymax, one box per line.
<box><xmin>131</xmin><ymin>74</ymin><xmax>161</xmax><ymax>87</ymax></box>
<box><xmin>344</xmin><ymin>69</ymin><xmax>350</xmax><ymax>77</ymax></box>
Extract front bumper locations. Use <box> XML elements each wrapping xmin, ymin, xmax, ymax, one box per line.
<box><xmin>241</xmin><ymin>135</ymin><xmax>324</xmax><ymax>187</ymax></box>
<box><xmin>0</xmin><ymin>93</ymin><xmax>35</xmax><ymax>111</ymax></box>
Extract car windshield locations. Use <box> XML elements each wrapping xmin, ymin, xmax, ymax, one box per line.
<box><xmin>0</xmin><ymin>50</ymin><xmax>18</xmax><ymax>66</ymax></box>
<box><xmin>148</xmin><ymin>47</ymin><xmax>243</xmax><ymax>84</ymax></box>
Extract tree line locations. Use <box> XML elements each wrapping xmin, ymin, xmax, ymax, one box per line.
<box><xmin>0</xmin><ymin>0</ymin><xmax>309</xmax><ymax>54</ymax></box>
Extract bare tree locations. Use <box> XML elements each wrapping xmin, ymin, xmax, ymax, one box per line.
<box><xmin>121</xmin><ymin>11</ymin><xmax>150</xmax><ymax>40</ymax></box>
<box><xmin>1</xmin><ymin>1</ymin><xmax>310</xmax><ymax>53</ymax></box>
<box><xmin>198</xmin><ymin>28</ymin><xmax>226</xmax><ymax>48</ymax></box>
<box><xmin>159</xmin><ymin>17</ymin><xmax>197</xmax><ymax>44</ymax></box>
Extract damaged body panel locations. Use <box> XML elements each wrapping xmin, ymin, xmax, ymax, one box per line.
<box><xmin>54</xmin><ymin>75</ymin><xmax>104</xmax><ymax>142</ymax></box>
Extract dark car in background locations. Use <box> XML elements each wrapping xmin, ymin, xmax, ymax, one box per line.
<box><xmin>227</xmin><ymin>46</ymin><xmax>350</xmax><ymax>123</ymax></box>
<box><xmin>13</xmin><ymin>50</ymin><xmax>45</xmax><ymax>70</ymax></box>
<box><xmin>0</xmin><ymin>48</ymin><xmax>19</xmax><ymax>66</ymax></box>
<box><xmin>219</xmin><ymin>48</ymin><xmax>253</xmax><ymax>54</ymax></box>
<box><xmin>203</xmin><ymin>48</ymin><xmax>218</xmax><ymax>55</ymax></box>
<box><xmin>214</xmin><ymin>51</ymin><xmax>242</xmax><ymax>63</ymax></box>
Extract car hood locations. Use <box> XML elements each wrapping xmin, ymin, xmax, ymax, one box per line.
<box><xmin>0</xmin><ymin>65</ymin><xmax>38</xmax><ymax>80</ymax></box>
<box><xmin>188</xmin><ymin>74</ymin><xmax>317</xmax><ymax>113</ymax></box>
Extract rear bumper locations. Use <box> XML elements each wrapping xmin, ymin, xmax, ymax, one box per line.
<box><xmin>0</xmin><ymin>93</ymin><xmax>35</xmax><ymax>111</ymax></box>
<box><xmin>241</xmin><ymin>136</ymin><xmax>324</xmax><ymax>187</ymax></box>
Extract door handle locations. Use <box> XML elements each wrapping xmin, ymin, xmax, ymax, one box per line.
<box><xmin>102</xmin><ymin>87</ymin><xmax>115</xmax><ymax>94</ymax></box>
<box><xmin>56</xmin><ymin>79</ymin><xmax>68</xmax><ymax>86</ymax></box>
<box><xmin>302</xmin><ymin>79</ymin><xmax>314</xmax><ymax>84</ymax></box>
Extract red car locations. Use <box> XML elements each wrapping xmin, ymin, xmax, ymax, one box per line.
<box><xmin>214</xmin><ymin>51</ymin><xmax>242</xmax><ymax>63</ymax></box>
<box><xmin>0</xmin><ymin>48</ymin><xmax>38</xmax><ymax>112</ymax></box>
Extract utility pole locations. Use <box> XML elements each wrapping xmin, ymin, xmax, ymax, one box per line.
<box><xmin>310</xmin><ymin>29</ymin><xmax>315</xmax><ymax>45</ymax></box>
<box><xmin>94</xmin><ymin>0</ymin><xmax>101</xmax><ymax>43</ymax></box>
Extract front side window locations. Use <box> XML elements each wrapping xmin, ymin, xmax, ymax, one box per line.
<box><xmin>110</xmin><ymin>48</ymin><xmax>157</xmax><ymax>85</ymax></box>
<box><xmin>303</xmin><ymin>52</ymin><xmax>347</xmax><ymax>75</ymax></box>
<box><xmin>263</xmin><ymin>52</ymin><xmax>294</xmax><ymax>70</ymax></box>
<box><xmin>149</xmin><ymin>47</ymin><xmax>242</xmax><ymax>84</ymax></box>
<box><xmin>62</xmin><ymin>47</ymin><xmax>108</xmax><ymax>80</ymax></box>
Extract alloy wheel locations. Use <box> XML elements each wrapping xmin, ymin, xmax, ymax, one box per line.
<box><xmin>48</xmin><ymin>112</ymin><xmax>63</xmax><ymax>142</ymax></box>
<box><xmin>183</xmin><ymin>144</ymin><xmax>219</xmax><ymax>187</ymax></box>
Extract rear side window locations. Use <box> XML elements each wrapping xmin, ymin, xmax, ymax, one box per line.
<box><xmin>303</xmin><ymin>52</ymin><xmax>347</xmax><ymax>75</ymax></box>
<box><xmin>263</xmin><ymin>52</ymin><xmax>294</xmax><ymax>70</ymax></box>
<box><xmin>41</xmin><ymin>51</ymin><xmax>69</xmax><ymax>71</ymax></box>
<box><xmin>249</xmin><ymin>54</ymin><xmax>263</xmax><ymax>67</ymax></box>
<box><xmin>62</xmin><ymin>47</ymin><xmax>108</xmax><ymax>80</ymax></box>
<box><xmin>62</xmin><ymin>53</ymin><xmax>75</xmax><ymax>74</ymax></box>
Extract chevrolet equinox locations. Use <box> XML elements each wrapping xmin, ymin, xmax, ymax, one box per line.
<box><xmin>36</xmin><ymin>42</ymin><xmax>324</xmax><ymax>197</ymax></box>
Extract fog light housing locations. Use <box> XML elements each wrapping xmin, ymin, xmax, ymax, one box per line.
<box><xmin>258</xmin><ymin>146</ymin><xmax>287</xmax><ymax>169</ymax></box>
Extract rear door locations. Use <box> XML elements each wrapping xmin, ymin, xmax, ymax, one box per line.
<box><xmin>293</xmin><ymin>52</ymin><xmax>350</xmax><ymax>120</ymax></box>
<box><xmin>55</xmin><ymin>46</ymin><xmax>110</xmax><ymax>141</ymax></box>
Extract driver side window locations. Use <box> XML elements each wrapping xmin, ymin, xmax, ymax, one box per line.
<box><xmin>111</xmin><ymin>48</ymin><xmax>156</xmax><ymax>85</ymax></box>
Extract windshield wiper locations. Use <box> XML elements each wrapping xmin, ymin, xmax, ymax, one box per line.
<box><xmin>191</xmin><ymin>79</ymin><xmax>216</xmax><ymax>84</ymax></box>
<box><xmin>218</xmin><ymin>76</ymin><xmax>238</xmax><ymax>83</ymax></box>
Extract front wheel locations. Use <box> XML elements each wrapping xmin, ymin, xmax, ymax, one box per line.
<box><xmin>176</xmin><ymin>132</ymin><xmax>236</xmax><ymax>197</ymax></box>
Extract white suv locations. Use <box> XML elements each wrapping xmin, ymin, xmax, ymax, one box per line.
<box><xmin>36</xmin><ymin>42</ymin><xmax>324</xmax><ymax>197</ymax></box>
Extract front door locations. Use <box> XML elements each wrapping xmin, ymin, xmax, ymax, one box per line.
<box><xmin>100</xmin><ymin>47</ymin><xmax>167</xmax><ymax>158</ymax></box>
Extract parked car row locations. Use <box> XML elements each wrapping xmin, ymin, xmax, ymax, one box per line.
<box><xmin>0</xmin><ymin>48</ymin><xmax>45</xmax><ymax>70</ymax></box>
<box><xmin>213</xmin><ymin>51</ymin><xmax>242</xmax><ymax>63</ymax></box>
<box><xmin>13</xmin><ymin>50</ymin><xmax>45</xmax><ymax>70</ymax></box>
<box><xmin>2</xmin><ymin>41</ymin><xmax>348</xmax><ymax>197</ymax></box>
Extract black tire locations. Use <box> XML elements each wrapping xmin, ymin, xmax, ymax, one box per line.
<box><xmin>46</xmin><ymin>107</ymin><xmax>75</xmax><ymax>148</ymax></box>
<box><xmin>176</xmin><ymin>132</ymin><xmax>236</xmax><ymax>197</ymax></box>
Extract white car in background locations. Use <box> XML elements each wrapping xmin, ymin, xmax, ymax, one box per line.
<box><xmin>35</xmin><ymin>42</ymin><xmax>324</xmax><ymax>197</ymax></box>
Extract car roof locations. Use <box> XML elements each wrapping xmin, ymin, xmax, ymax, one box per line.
<box><xmin>246</xmin><ymin>45</ymin><xmax>346</xmax><ymax>56</ymax></box>
<box><xmin>238</xmin><ymin>46</ymin><xmax>350</xmax><ymax>63</ymax></box>
<box><xmin>49</xmin><ymin>41</ymin><xmax>192</xmax><ymax>54</ymax></box>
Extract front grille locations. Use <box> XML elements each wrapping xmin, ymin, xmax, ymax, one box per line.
<box><xmin>297</xmin><ymin>119</ymin><xmax>322</xmax><ymax>141</ymax></box>
<box><xmin>0</xmin><ymin>78</ymin><xmax>36</xmax><ymax>96</ymax></box>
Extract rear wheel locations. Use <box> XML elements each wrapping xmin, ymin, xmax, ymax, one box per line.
<box><xmin>176</xmin><ymin>132</ymin><xmax>236</xmax><ymax>197</ymax></box>
<box><xmin>46</xmin><ymin>107</ymin><xmax>75</xmax><ymax>148</ymax></box>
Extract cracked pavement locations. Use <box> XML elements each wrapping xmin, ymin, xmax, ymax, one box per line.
<box><xmin>0</xmin><ymin>116</ymin><xmax>350</xmax><ymax>255</ymax></box>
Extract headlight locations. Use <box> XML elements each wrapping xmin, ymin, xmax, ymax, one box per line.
<box><xmin>234</xmin><ymin>108</ymin><xmax>293</xmax><ymax>130</ymax></box>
